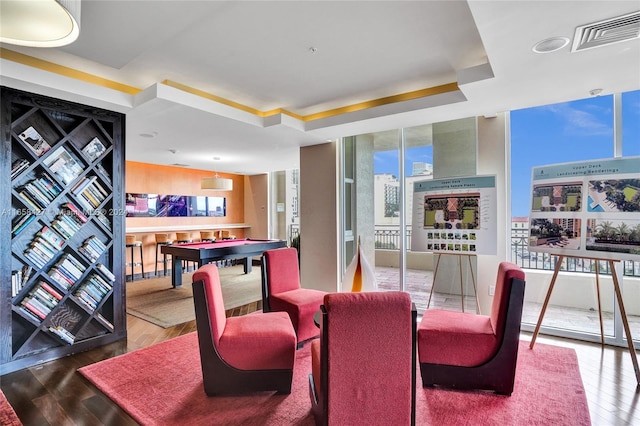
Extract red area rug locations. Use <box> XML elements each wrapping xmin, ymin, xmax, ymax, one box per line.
<box><xmin>79</xmin><ymin>334</ymin><xmax>590</xmax><ymax>425</ymax></box>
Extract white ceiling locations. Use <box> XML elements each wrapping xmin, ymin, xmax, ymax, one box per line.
<box><xmin>1</xmin><ymin>1</ymin><xmax>639</xmax><ymax>175</ymax></box>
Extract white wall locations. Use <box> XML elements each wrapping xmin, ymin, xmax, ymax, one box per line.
<box><xmin>476</xmin><ymin>113</ymin><xmax>509</xmax><ymax>314</ymax></box>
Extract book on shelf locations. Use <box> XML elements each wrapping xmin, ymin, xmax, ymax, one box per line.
<box><xmin>96</xmin><ymin>263</ymin><xmax>116</xmax><ymax>281</ymax></box>
<box><xmin>18</xmin><ymin>189</ymin><xmax>45</xmax><ymax>213</ymax></box>
<box><xmin>20</xmin><ymin>280</ymin><xmax>63</xmax><ymax>321</ymax></box>
<box><xmin>37</xmin><ymin>225</ymin><xmax>65</xmax><ymax>249</ymax></box>
<box><xmin>95</xmin><ymin>163</ymin><xmax>111</xmax><ymax>182</ymax></box>
<box><xmin>18</xmin><ymin>126</ymin><xmax>51</xmax><ymax>157</ymax></box>
<box><xmin>11</xmin><ymin>270</ymin><xmax>25</xmax><ymax>298</ymax></box>
<box><xmin>48</xmin><ymin>326</ymin><xmax>75</xmax><ymax>344</ymax></box>
<box><xmin>79</xmin><ymin>236</ymin><xmax>107</xmax><ymax>262</ymax></box>
<box><xmin>11</xmin><ymin>213</ymin><xmax>35</xmax><ymax>236</ymax></box>
<box><xmin>44</xmin><ymin>145</ymin><xmax>84</xmax><ymax>185</ymax></box>
<box><xmin>94</xmin><ymin>312</ymin><xmax>114</xmax><ymax>331</ymax></box>
<box><xmin>82</xmin><ymin>137</ymin><xmax>107</xmax><ymax>162</ymax></box>
<box><xmin>21</xmin><ymin>301</ymin><xmax>46</xmax><ymax>321</ymax></box>
<box><xmin>11</xmin><ymin>158</ymin><xmax>30</xmax><ymax>179</ymax></box>
<box><xmin>48</xmin><ymin>267</ymin><xmax>74</xmax><ymax>290</ymax></box>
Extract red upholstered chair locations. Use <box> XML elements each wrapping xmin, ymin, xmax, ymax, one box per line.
<box><xmin>261</xmin><ymin>247</ymin><xmax>327</xmax><ymax>347</ymax></box>
<box><xmin>309</xmin><ymin>292</ymin><xmax>417</xmax><ymax>426</ymax></box>
<box><xmin>191</xmin><ymin>264</ymin><xmax>297</xmax><ymax>395</ymax></box>
<box><xmin>417</xmin><ymin>261</ymin><xmax>526</xmax><ymax>395</ymax></box>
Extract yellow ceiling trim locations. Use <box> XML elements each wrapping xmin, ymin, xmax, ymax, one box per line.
<box><xmin>162</xmin><ymin>80</ymin><xmax>263</xmax><ymax>116</ymax></box>
<box><xmin>163</xmin><ymin>80</ymin><xmax>459</xmax><ymax>123</ymax></box>
<box><xmin>302</xmin><ymin>82</ymin><xmax>460</xmax><ymax>121</ymax></box>
<box><xmin>0</xmin><ymin>48</ymin><xmax>141</xmax><ymax>95</ymax></box>
<box><xmin>3</xmin><ymin>49</ymin><xmax>459</xmax><ymax>122</ymax></box>
<box><xmin>162</xmin><ymin>81</ymin><xmax>306</xmax><ymax>121</ymax></box>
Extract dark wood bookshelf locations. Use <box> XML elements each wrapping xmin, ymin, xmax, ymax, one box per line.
<box><xmin>1</xmin><ymin>87</ymin><xmax>126</xmax><ymax>374</ymax></box>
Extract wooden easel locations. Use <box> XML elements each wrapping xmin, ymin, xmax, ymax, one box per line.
<box><xmin>529</xmin><ymin>255</ymin><xmax>640</xmax><ymax>385</ymax></box>
<box><xmin>427</xmin><ymin>253</ymin><xmax>480</xmax><ymax>314</ymax></box>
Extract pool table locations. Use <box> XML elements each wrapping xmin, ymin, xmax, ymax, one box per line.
<box><xmin>161</xmin><ymin>238</ymin><xmax>287</xmax><ymax>287</ymax></box>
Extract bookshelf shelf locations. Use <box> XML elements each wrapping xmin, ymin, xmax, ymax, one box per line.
<box><xmin>1</xmin><ymin>87</ymin><xmax>126</xmax><ymax>374</ymax></box>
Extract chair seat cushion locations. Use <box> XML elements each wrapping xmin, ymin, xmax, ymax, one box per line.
<box><xmin>218</xmin><ymin>311</ymin><xmax>296</xmax><ymax>370</ymax></box>
<box><xmin>271</xmin><ymin>289</ymin><xmax>325</xmax><ymax>342</ymax></box>
<box><xmin>418</xmin><ymin>309</ymin><xmax>497</xmax><ymax>367</ymax></box>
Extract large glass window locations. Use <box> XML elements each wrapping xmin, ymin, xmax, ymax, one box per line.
<box><xmin>511</xmin><ymin>91</ymin><xmax>640</xmax><ymax>345</ymax></box>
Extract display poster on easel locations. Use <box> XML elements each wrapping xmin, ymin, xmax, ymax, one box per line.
<box><xmin>411</xmin><ymin>175</ymin><xmax>497</xmax><ymax>255</ymax></box>
<box><xmin>529</xmin><ymin>157</ymin><xmax>640</xmax><ymax>261</ymax></box>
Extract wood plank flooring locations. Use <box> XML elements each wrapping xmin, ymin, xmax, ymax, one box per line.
<box><xmin>1</xmin><ymin>301</ymin><xmax>638</xmax><ymax>425</ymax></box>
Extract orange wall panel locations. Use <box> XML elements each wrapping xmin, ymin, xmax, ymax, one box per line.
<box><xmin>124</xmin><ymin>161</ymin><xmax>247</xmax><ymax>276</ymax></box>
<box><xmin>125</xmin><ymin>161</ymin><xmax>244</xmax><ymax>228</ymax></box>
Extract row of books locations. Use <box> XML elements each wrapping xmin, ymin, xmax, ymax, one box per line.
<box><xmin>24</xmin><ymin>225</ymin><xmax>65</xmax><ymax>269</ymax></box>
<box><xmin>74</xmin><ymin>273</ymin><xmax>113</xmax><ymax>311</ymax></box>
<box><xmin>48</xmin><ymin>325</ymin><xmax>76</xmax><ymax>344</ymax></box>
<box><xmin>17</xmin><ymin>172</ymin><xmax>63</xmax><ymax>213</ymax></box>
<box><xmin>78</xmin><ymin>236</ymin><xmax>107</xmax><ymax>263</ymax></box>
<box><xmin>11</xmin><ymin>212</ymin><xmax>36</xmax><ymax>237</ymax></box>
<box><xmin>47</xmin><ymin>253</ymin><xmax>86</xmax><ymax>290</ymax></box>
<box><xmin>51</xmin><ymin>202</ymin><xmax>88</xmax><ymax>240</ymax></box>
<box><xmin>96</xmin><ymin>263</ymin><xmax>116</xmax><ymax>282</ymax></box>
<box><xmin>94</xmin><ymin>312</ymin><xmax>114</xmax><ymax>331</ymax></box>
<box><xmin>11</xmin><ymin>158</ymin><xmax>30</xmax><ymax>179</ymax></box>
<box><xmin>72</xmin><ymin>176</ymin><xmax>109</xmax><ymax>213</ymax></box>
<box><xmin>94</xmin><ymin>209</ymin><xmax>111</xmax><ymax>229</ymax></box>
<box><xmin>19</xmin><ymin>281</ymin><xmax>63</xmax><ymax>323</ymax></box>
<box><xmin>95</xmin><ymin>162</ymin><xmax>111</xmax><ymax>182</ymax></box>
<box><xmin>11</xmin><ymin>265</ymin><xmax>33</xmax><ymax>298</ymax></box>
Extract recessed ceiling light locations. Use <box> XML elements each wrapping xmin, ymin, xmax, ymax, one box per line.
<box><xmin>139</xmin><ymin>131</ymin><xmax>157</xmax><ymax>138</ymax></box>
<box><xmin>213</xmin><ymin>156</ymin><xmax>221</xmax><ymax>161</ymax></box>
<box><xmin>168</xmin><ymin>149</ymin><xmax>179</xmax><ymax>154</ymax></box>
<box><xmin>532</xmin><ymin>37</ymin><xmax>570</xmax><ymax>53</ymax></box>
<box><xmin>589</xmin><ymin>88</ymin><xmax>603</xmax><ymax>97</ymax></box>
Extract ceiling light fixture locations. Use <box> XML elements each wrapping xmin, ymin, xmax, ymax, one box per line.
<box><xmin>589</xmin><ymin>88</ymin><xmax>603</xmax><ymax>97</ymax></box>
<box><xmin>0</xmin><ymin>0</ymin><xmax>81</xmax><ymax>47</ymax></box>
<box><xmin>201</xmin><ymin>174</ymin><xmax>233</xmax><ymax>191</ymax></box>
<box><xmin>532</xmin><ymin>36</ymin><xmax>570</xmax><ymax>53</ymax></box>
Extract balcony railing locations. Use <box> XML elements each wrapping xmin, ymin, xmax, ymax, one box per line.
<box><xmin>371</xmin><ymin>225</ymin><xmax>640</xmax><ymax>277</ymax></box>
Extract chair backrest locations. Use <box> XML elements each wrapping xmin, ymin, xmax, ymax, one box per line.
<box><xmin>176</xmin><ymin>232</ymin><xmax>191</xmax><ymax>242</ymax></box>
<box><xmin>322</xmin><ymin>291</ymin><xmax>415</xmax><ymax>425</ymax></box>
<box><xmin>192</xmin><ymin>264</ymin><xmax>226</xmax><ymax>345</ymax></box>
<box><xmin>263</xmin><ymin>247</ymin><xmax>301</xmax><ymax>295</ymax></box>
<box><xmin>490</xmin><ymin>261</ymin><xmax>526</xmax><ymax>341</ymax></box>
<box><xmin>155</xmin><ymin>233</ymin><xmax>171</xmax><ymax>243</ymax></box>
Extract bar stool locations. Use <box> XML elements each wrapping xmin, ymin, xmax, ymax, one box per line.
<box><xmin>200</xmin><ymin>231</ymin><xmax>216</xmax><ymax>242</ymax></box>
<box><xmin>176</xmin><ymin>232</ymin><xmax>197</xmax><ymax>272</ymax></box>
<box><xmin>217</xmin><ymin>229</ymin><xmax>236</xmax><ymax>240</ymax></box>
<box><xmin>155</xmin><ymin>233</ymin><xmax>173</xmax><ymax>277</ymax></box>
<box><xmin>125</xmin><ymin>234</ymin><xmax>144</xmax><ymax>281</ymax></box>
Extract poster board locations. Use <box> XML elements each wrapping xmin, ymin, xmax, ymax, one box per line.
<box><xmin>528</xmin><ymin>157</ymin><xmax>640</xmax><ymax>261</ymax></box>
<box><xmin>411</xmin><ymin>175</ymin><xmax>497</xmax><ymax>255</ymax></box>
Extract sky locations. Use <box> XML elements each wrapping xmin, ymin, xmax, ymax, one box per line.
<box><xmin>373</xmin><ymin>90</ymin><xmax>640</xmax><ymax>218</ymax></box>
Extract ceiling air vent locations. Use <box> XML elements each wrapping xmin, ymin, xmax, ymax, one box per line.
<box><xmin>572</xmin><ymin>10</ymin><xmax>640</xmax><ymax>52</ymax></box>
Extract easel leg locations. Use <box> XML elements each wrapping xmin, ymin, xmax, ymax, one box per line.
<box><xmin>427</xmin><ymin>254</ymin><xmax>442</xmax><ymax>309</ymax></box>
<box><xmin>595</xmin><ymin>261</ymin><xmax>604</xmax><ymax>346</ymax></box>
<box><xmin>609</xmin><ymin>261</ymin><xmax>640</xmax><ymax>385</ymax></box>
<box><xmin>530</xmin><ymin>255</ymin><xmax>564</xmax><ymax>349</ymax></box>
<box><xmin>468</xmin><ymin>255</ymin><xmax>480</xmax><ymax>315</ymax></box>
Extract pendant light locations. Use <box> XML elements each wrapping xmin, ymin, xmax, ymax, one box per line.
<box><xmin>0</xmin><ymin>0</ymin><xmax>81</xmax><ymax>47</ymax></box>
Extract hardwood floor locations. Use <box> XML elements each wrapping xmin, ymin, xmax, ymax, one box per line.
<box><xmin>1</xmin><ymin>301</ymin><xmax>638</xmax><ymax>425</ymax></box>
